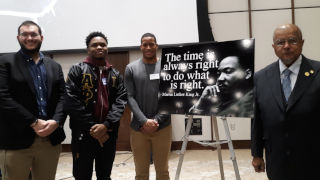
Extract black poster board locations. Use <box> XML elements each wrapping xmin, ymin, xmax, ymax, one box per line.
<box><xmin>158</xmin><ymin>39</ymin><xmax>254</xmax><ymax>118</ymax></box>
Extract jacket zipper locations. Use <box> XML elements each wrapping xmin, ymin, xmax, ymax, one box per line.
<box><xmin>99</xmin><ymin>68</ymin><xmax>104</xmax><ymax>122</ymax></box>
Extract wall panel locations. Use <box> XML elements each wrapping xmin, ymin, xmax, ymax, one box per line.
<box><xmin>295</xmin><ymin>8</ymin><xmax>320</xmax><ymax>60</ymax></box>
<box><xmin>295</xmin><ymin>0</ymin><xmax>320</xmax><ymax>7</ymax></box>
<box><xmin>251</xmin><ymin>0</ymin><xmax>291</xmax><ymax>10</ymax></box>
<box><xmin>209</xmin><ymin>12</ymin><xmax>250</xmax><ymax>42</ymax></box>
<box><xmin>208</xmin><ymin>0</ymin><xmax>247</xmax><ymax>13</ymax></box>
<box><xmin>252</xmin><ymin>10</ymin><xmax>292</xmax><ymax>71</ymax></box>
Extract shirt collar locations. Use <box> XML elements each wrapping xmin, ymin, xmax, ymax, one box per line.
<box><xmin>19</xmin><ymin>49</ymin><xmax>44</xmax><ymax>63</ymax></box>
<box><xmin>279</xmin><ymin>55</ymin><xmax>302</xmax><ymax>75</ymax></box>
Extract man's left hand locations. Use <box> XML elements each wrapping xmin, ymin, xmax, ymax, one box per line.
<box><xmin>36</xmin><ymin>120</ymin><xmax>59</xmax><ymax>137</ymax></box>
<box><xmin>252</xmin><ymin>157</ymin><xmax>265</xmax><ymax>172</ymax></box>
<box><xmin>141</xmin><ymin>119</ymin><xmax>159</xmax><ymax>134</ymax></box>
<box><xmin>90</xmin><ymin>124</ymin><xmax>108</xmax><ymax>139</ymax></box>
<box><xmin>97</xmin><ymin>133</ymin><xmax>110</xmax><ymax>147</ymax></box>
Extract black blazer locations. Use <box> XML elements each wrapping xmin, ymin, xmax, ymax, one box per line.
<box><xmin>0</xmin><ymin>52</ymin><xmax>66</xmax><ymax>149</ymax></box>
<box><xmin>251</xmin><ymin>55</ymin><xmax>320</xmax><ymax>180</ymax></box>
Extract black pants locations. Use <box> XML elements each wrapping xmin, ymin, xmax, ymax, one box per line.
<box><xmin>71</xmin><ymin>131</ymin><xmax>117</xmax><ymax>180</ymax></box>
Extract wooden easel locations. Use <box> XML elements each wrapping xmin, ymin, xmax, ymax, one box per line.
<box><xmin>174</xmin><ymin>115</ymin><xmax>241</xmax><ymax>180</ymax></box>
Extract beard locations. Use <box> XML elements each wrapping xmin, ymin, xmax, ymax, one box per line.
<box><xmin>19</xmin><ymin>41</ymin><xmax>42</xmax><ymax>55</ymax></box>
<box><xmin>93</xmin><ymin>56</ymin><xmax>106</xmax><ymax>61</ymax></box>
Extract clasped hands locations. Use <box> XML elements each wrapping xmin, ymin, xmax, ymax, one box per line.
<box><xmin>140</xmin><ymin>119</ymin><xmax>159</xmax><ymax>134</ymax></box>
<box><xmin>90</xmin><ymin>124</ymin><xmax>111</xmax><ymax>147</ymax></box>
<box><xmin>31</xmin><ymin>119</ymin><xmax>59</xmax><ymax>137</ymax></box>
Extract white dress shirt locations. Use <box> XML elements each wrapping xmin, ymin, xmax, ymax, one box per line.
<box><xmin>279</xmin><ymin>55</ymin><xmax>302</xmax><ymax>91</ymax></box>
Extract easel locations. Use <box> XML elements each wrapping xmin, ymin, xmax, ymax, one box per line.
<box><xmin>175</xmin><ymin>115</ymin><xmax>241</xmax><ymax>180</ymax></box>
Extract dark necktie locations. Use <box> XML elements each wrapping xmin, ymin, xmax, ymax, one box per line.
<box><xmin>282</xmin><ymin>69</ymin><xmax>292</xmax><ymax>101</ymax></box>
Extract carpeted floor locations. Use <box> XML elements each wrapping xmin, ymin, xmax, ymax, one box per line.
<box><xmin>56</xmin><ymin>149</ymin><xmax>268</xmax><ymax>180</ymax></box>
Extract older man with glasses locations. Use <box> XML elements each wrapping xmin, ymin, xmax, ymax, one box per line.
<box><xmin>251</xmin><ymin>24</ymin><xmax>320</xmax><ymax>180</ymax></box>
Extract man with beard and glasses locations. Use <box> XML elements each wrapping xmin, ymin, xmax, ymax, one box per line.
<box><xmin>0</xmin><ymin>20</ymin><xmax>66</xmax><ymax>180</ymax></box>
<box><xmin>189</xmin><ymin>56</ymin><xmax>254</xmax><ymax>117</ymax></box>
<box><xmin>64</xmin><ymin>32</ymin><xmax>127</xmax><ymax>180</ymax></box>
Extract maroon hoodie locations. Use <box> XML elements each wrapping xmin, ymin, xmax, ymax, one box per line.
<box><xmin>83</xmin><ymin>57</ymin><xmax>111</xmax><ymax>123</ymax></box>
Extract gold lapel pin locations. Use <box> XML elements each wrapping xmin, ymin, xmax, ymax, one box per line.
<box><xmin>310</xmin><ymin>70</ymin><xmax>314</xmax><ymax>74</ymax></box>
<box><xmin>112</xmin><ymin>76</ymin><xmax>117</xmax><ymax>87</ymax></box>
<box><xmin>305</xmin><ymin>72</ymin><xmax>310</xmax><ymax>76</ymax></box>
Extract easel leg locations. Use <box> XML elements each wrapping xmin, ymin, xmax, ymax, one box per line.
<box><xmin>221</xmin><ymin>116</ymin><xmax>241</xmax><ymax>180</ymax></box>
<box><xmin>212</xmin><ymin>116</ymin><xmax>225</xmax><ymax>180</ymax></box>
<box><xmin>175</xmin><ymin>115</ymin><xmax>193</xmax><ymax>180</ymax></box>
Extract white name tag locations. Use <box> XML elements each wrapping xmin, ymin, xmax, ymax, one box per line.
<box><xmin>102</xmin><ymin>77</ymin><xmax>107</xmax><ymax>85</ymax></box>
<box><xmin>150</xmin><ymin>73</ymin><xmax>160</xmax><ymax>80</ymax></box>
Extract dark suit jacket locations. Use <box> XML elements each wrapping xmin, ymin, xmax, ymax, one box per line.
<box><xmin>251</xmin><ymin>55</ymin><xmax>320</xmax><ymax>180</ymax></box>
<box><xmin>0</xmin><ymin>51</ymin><xmax>66</xmax><ymax>150</ymax></box>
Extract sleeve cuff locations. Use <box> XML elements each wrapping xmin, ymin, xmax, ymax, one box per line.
<box><xmin>103</xmin><ymin>121</ymin><xmax>110</xmax><ymax>129</ymax></box>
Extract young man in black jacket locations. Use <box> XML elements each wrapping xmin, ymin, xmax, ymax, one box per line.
<box><xmin>64</xmin><ymin>32</ymin><xmax>127</xmax><ymax>180</ymax></box>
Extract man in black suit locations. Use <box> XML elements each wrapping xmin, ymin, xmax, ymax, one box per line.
<box><xmin>0</xmin><ymin>20</ymin><xmax>66</xmax><ymax>180</ymax></box>
<box><xmin>251</xmin><ymin>24</ymin><xmax>320</xmax><ymax>180</ymax></box>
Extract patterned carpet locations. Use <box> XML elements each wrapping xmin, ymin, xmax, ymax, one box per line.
<box><xmin>56</xmin><ymin>149</ymin><xmax>268</xmax><ymax>180</ymax></box>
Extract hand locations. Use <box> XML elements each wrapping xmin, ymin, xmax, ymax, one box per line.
<box><xmin>201</xmin><ymin>85</ymin><xmax>220</xmax><ymax>98</ymax></box>
<box><xmin>190</xmin><ymin>85</ymin><xmax>220</xmax><ymax>113</ymax></box>
<box><xmin>144</xmin><ymin>119</ymin><xmax>158</xmax><ymax>127</ymax></box>
<box><xmin>90</xmin><ymin>124</ymin><xmax>108</xmax><ymax>139</ymax></box>
<box><xmin>32</xmin><ymin>119</ymin><xmax>48</xmax><ymax>132</ymax></box>
<box><xmin>140</xmin><ymin>119</ymin><xmax>159</xmax><ymax>134</ymax></box>
<box><xmin>35</xmin><ymin>120</ymin><xmax>59</xmax><ymax>137</ymax></box>
<box><xmin>97</xmin><ymin>133</ymin><xmax>110</xmax><ymax>147</ymax></box>
<box><xmin>252</xmin><ymin>157</ymin><xmax>265</xmax><ymax>172</ymax></box>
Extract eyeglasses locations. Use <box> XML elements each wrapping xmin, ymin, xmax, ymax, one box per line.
<box><xmin>274</xmin><ymin>38</ymin><xmax>300</xmax><ymax>47</ymax></box>
<box><xmin>19</xmin><ymin>32</ymin><xmax>40</xmax><ymax>38</ymax></box>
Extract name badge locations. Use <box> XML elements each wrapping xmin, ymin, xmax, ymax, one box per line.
<box><xmin>150</xmin><ymin>73</ymin><xmax>160</xmax><ymax>80</ymax></box>
<box><xmin>102</xmin><ymin>77</ymin><xmax>107</xmax><ymax>85</ymax></box>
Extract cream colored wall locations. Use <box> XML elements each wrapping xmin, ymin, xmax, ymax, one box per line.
<box><xmin>56</xmin><ymin>1</ymin><xmax>320</xmax><ymax>143</ymax></box>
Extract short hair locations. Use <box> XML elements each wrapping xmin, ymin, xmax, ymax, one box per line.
<box><xmin>18</xmin><ymin>20</ymin><xmax>42</xmax><ymax>35</ymax></box>
<box><xmin>85</xmin><ymin>31</ymin><xmax>108</xmax><ymax>48</ymax></box>
<box><xmin>238</xmin><ymin>55</ymin><xmax>253</xmax><ymax>71</ymax></box>
<box><xmin>221</xmin><ymin>55</ymin><xmax>254</xmax><ymax>72</ymax></box>
<box><xmin>140</xmin><ymin>33</ymin><xmax>157</xmax><ymax>44</ymax></box>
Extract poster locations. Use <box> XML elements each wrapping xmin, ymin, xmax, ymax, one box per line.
<box><xmin>158</xmin><ymin>39</ymin><xmax>254</xmax><ymax>118</ymax></box>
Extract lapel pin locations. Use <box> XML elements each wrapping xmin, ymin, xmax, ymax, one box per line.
<box><xmin>310</xmin><ymin>70</ymin><xmax>314</xmax><ymax>74</ymax></box>
<box><xmin>112</xmin><ymin>76</ymin><xmax>117</xmax><ymax>87</ymax></box>
<box><xmin>305</xmin><ymin>72</ymin><xmax>310</xmax><ymax>76</ymax></box>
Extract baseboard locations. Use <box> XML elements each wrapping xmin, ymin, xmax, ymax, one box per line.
<box><xmin>62</xmin><ymin>140</ymin><xmax>250</xmax><ymax>152</ymax></box>
<box><xmin>62</xmin><ymin>144</ymin><xmax>72</xmax><ymax>152</ymax></box>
